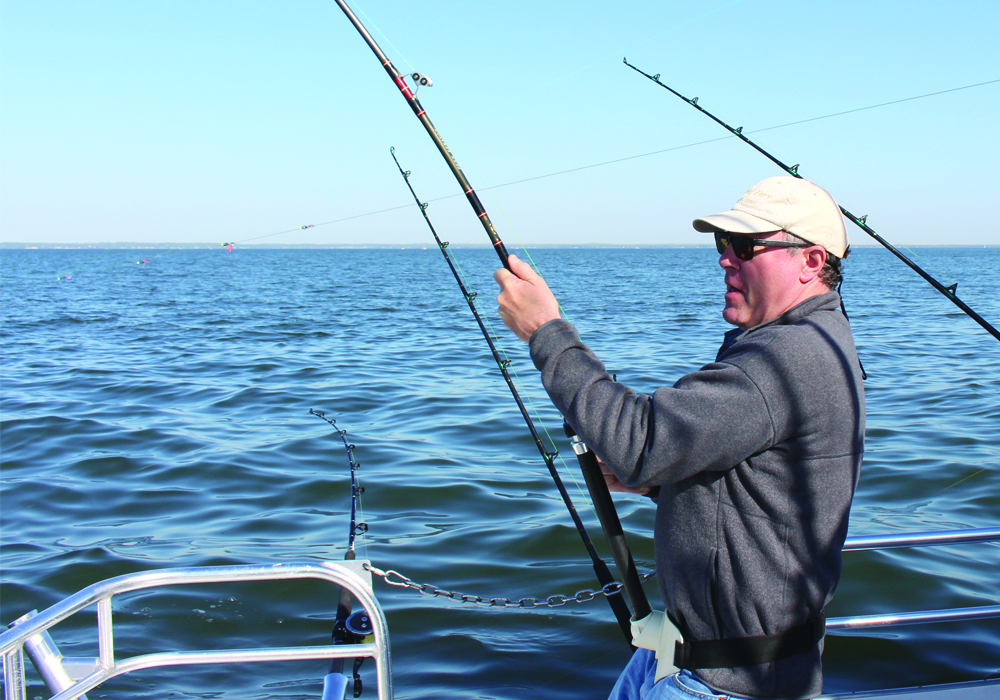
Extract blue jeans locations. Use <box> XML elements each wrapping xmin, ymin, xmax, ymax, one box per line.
<box><xmin>608</xmin><ymin>649</ymin><xmax>746</xmax><ymax>700</ymax></box>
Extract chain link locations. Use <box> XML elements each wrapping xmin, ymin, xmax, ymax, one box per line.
<box><xmin>363</xmin><ymin>562</ymin><xmax>655</xmax><ymax>609</ymax></box>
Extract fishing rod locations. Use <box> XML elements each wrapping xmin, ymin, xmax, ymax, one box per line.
<box><xmin>563</xmin><ymin>422</ymin><xmax>651</xmax><ymax>622</ymax></box>
<box><xmin>623</xmin><ymin>58</ymin><xmax>1000</xmax><ymax>344</ymax></box>
<box><xmin>388</xmin><ymin>148</ymin><xmax>638</xmax><ymax>642</ymax></box>
<box><xmin>336</xmin><ymin>0</ymin><xmax>652</xmax><ymax>645</ymax></box>
<box><xmin>333</xmin><ymin>0</ymin><xmax>512</xmax><ymax>272</ymax></box>
<box><xmin>310</xmin><ymin>409</ymin><xmax>373</xmax><ymax>699</ymax></box>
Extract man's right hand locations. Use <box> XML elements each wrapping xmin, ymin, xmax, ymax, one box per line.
<box><xmin>494</xmin><ymin>254</ymin><xmax>562</xmax><ymax>343</ymax></box>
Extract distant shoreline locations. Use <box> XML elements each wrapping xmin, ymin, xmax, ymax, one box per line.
<box><xmin>3</xmin><ymin>243</ymin><xmax>996</xmax><ymax>250</ymax></box>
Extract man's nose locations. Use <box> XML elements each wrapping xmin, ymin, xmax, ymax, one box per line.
<box><xmin>719</xmin><ymin>247</ymin><xmax>738</xmax><ymax>269</ymax></box>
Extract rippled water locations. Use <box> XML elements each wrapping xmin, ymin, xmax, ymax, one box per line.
<box><xmin>2</xmin><ymin>246</ymin><xmax>998</xmax><ymax>698</ymax></box>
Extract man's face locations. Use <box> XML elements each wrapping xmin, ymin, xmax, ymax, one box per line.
<box><xmin>718</xmin><ymin>231</ymin><xmax>809</xmax><ymax>330</ymax></box>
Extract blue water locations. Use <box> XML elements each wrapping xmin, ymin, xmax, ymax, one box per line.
<box><xmin>2</xmin><ymin>246</ymin><xmax>998</xmax><ymax>698</ymax></box>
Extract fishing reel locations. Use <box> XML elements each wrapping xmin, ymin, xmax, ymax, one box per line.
<box><xmin>329</xmin><ymin>610</ymin><xmax>373</xmax><ymax>698</ymax></box>
<box><xmin>347</xmin><ymin>612</ymin><xmax>372</xmax><ymax>697</ymax></box>
<box><xmin>410</xmin><ymin>71</ymin><xmax>432</xmax><ymax>94</ymax></box>
<box><xmin>331</xmin><ymin>610</ymin><xmax>372</xmax><ymax>645</ymax></box>
<box><xmin>345</xmin><ymin>610</ymin><xmax>373</xmax><ymax>642</ymax></box>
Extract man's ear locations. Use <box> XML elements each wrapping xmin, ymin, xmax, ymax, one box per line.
<box><xmin>800</xmin><ymin>246</ymin><xmax>827</xmax><ymax>284</ymax></box>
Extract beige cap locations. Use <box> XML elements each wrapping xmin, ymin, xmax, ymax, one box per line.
<box><xmin>692</xmin><ymin>176</ymin><xmax>849</xmax><ymax>258</ymax></box>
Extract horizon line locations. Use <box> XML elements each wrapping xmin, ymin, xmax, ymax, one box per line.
<box><xmin>3</xmin><ymin>243</ymin><xmax>997</xmax><ymax>250</ymax></box>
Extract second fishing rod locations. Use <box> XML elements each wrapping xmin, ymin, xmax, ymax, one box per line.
<box><xmin>311</xmin><ymin>409</ymin><xmax>372</xmax><ymax>699</ymax></box>
<box><xmin>390</xmin><ymin>147</ymin><xmax>651</xmax><ymax>642</ymax></box>
<box><xmin>623</xmin><ymin>58</ymin><xmax>1000</xmax><ymax>345</ymax></box>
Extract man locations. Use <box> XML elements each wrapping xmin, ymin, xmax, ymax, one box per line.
<box><xmin>494</xmin><ymin>176</ymin><xmax>865</xmax><ymax>699</ymax></box>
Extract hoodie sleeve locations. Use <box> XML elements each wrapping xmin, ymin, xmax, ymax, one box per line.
<box><xmin>529</xmin><ymin>319</ymin><xmax>775</xmax><ymax>488</ymax></box>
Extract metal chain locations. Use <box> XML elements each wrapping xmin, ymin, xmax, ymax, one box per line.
<box><xmin>363</xmin><ymin>562</ymin><xmax>656</xmax><ymax>609</ymax></box>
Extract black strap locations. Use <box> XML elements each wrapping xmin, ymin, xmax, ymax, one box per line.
<box><xmin>674</xmin><ymin>614</ymin><xmax>825</xmax><ymax>669</ymax></box>
<box><xmin>837</xmin><ymin>281</ymin><xmax>867</xmax><ymax>380</ymax></box>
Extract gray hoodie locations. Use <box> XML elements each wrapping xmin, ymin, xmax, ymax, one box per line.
<box><xmin>529</xmin><ymin>291</ymin><xmax>865</xmax><ymax>698</ymax></box>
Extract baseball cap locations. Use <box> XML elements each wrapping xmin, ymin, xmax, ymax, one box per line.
<box><xmin>692</xmin><ymin>176</ymin><xmax>849</xmax><ymax>258</ymax></box>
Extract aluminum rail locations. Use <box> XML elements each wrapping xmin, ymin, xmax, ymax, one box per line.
<box><xmin>828</xmin><ymin>526</ymin><xmax>1000</xmax><ymax>631</ymax></box>
<box><xmin>843</xmin><ymin>526</ymin><xmax>1000</xmax><ymax>551</ymax></box>
<box><xmin>1</xmin><ymin>561</ymin><xmax>391</xmax><ymax>700</ymax></box>
<box><xmin>828</xmin><ymin>605</ymin><xmax>1000</xmax><ymax>631</ymax></box>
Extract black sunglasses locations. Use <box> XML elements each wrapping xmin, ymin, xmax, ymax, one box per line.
<box><xmin>714</xmin><ymin>231</ymin><xmax>811</xmax><ymax>261</ymax></box>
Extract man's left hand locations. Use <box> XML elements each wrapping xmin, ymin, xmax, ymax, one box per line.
<box><xmin>598</xmin><ymin>458</ymin><xmax>651</xmax><ymax>496</ymax></box>
<box><xmin>494</xmin><ymin>254</ymin><xmax>561</xmax><ymax>343</ymax></box>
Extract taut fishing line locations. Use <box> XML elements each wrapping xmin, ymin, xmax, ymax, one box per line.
<box><xmin>852</xmin><ymin>464</ymin><xmax>993</xmax><ymax>536</ymax></box>
<box><xmin>45</xmin><ymin>78</ymin><xmax>995</xmax><ymax>264</ymax></box>
<box><xmin>228</xmin><ymin>78</ymin><xmax>995</xmax><ymax>249</ymax></box>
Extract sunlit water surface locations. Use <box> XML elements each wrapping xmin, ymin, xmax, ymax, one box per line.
<box><xmin>2</xmin><ymin>246</ymin><xmax>998</xmax><ymax>698</ymax></box>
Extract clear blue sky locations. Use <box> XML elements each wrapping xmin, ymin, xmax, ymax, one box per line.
<box><xmin>2</xmin><ymin>0</ymin><xmax>998</xmax><ymax>246</ymax></box>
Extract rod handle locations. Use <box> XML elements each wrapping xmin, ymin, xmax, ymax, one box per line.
<box><xmin>564</xmin><ymin>422</ymin><xmax>652</xmax><ymax>621</ymax></box>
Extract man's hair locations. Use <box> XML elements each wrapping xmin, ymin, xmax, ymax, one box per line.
<box><xmin>782</xmin><ymin>231</ymin><xmax>847</xmax><ymax>289</ymax></box>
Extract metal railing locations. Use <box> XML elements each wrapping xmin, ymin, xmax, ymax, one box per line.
<box><xmin>3</xmin><ymin>528</ymin><xmax>998</xmax><ymax>699</ymax></box>
<box><xmin>1</xmin><ymin>560</ymin><xmax>391</xmax><ymax>700</ymax></box>
<box><xmin>843</xmin><ymin>525</ymin><xmax>1000</xmax><ymax>552</ymax></box>
<box><xmin>828</xmin><ymin>526</ymin><xmax>1000</xmax><ymax>631</ymax></box>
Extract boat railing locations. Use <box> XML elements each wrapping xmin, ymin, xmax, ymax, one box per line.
<box><xmin>827</xmin><ymin>526</ymin><xmax>1000</xmax><ymax>632</ymax></box>
<box><xmin>1</xmin><ymin>560</ymin><xmax>391</xmax><ymax>700</ymax></box>
<box><xmin>3</xmin><ymin>528</ymin><xmax>998</xmax><ymax>699</ymax></box>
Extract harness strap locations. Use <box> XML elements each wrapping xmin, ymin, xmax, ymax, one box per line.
<box><xmin>673</xmin><ymin>614</ymin><xmax>825</xmax><ymax>669</ymax></box>
<box><xmin>631</xmin><ymin>610</ymin><xmax>682</xmax><ymax>682</ymax></box>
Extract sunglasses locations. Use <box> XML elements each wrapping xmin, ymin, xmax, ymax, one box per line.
<box><xmin>714</xmin><ymin>231</ymin><xmax>811</xmax><ymax>261</ymax></box>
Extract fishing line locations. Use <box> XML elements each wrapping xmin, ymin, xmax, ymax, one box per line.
<box><xmin>345</xmin><ymin>0</ymin><xmax>416</xmax><ymax>76</ymax></box>
<box><xmin>750</xmin><ymin>79</ymin><xmax>1000</xmax><ymax>135</ymax></box>
<box><xmin>44</xmin><ymin>79</ymin><xmax>994</xmax><ymax>263</ymax></box>
<box><xmin>852</xmin><ymin>465</ymin><xmax>994</xmax><ymax>535</ymax></box>
<box><xmin>231</xmin><ymin>148</ymin><xmax>404</xmax><ymax>246</ymax></box>
<box><xmin>260</xmin><ymin>77</ymin><xmax>996</xmax><ymax>245</ymax></box>
<box><xmin>472</xmin><ymin>76</ymin><xmax>999</xmax><ymax>191</ymax></box>
<box><xmin>933</xmin><ymin>467</ymin><xmax>990</xmax><ymax>496</ymax></box>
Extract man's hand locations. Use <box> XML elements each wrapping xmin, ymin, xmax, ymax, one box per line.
<box><xmin>494</xmin><ymin>254</ymin><xmax>562</xmax><ymax>343</ymax></box>
<box><xmin>599</xmin><ymin>458</ymin><xmax>651</xmax><ymax>496</ymax></box>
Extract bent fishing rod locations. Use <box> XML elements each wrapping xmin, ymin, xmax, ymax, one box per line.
<box><xmin>623</xmin><ymin>58</ymin><xmax>1000</xmax><ymax>345</ymax></box>
<box><xmin>333</xmin><ymin>0</ymin><xmax>511</xmax><ymax>272</ymax></box>
<box><xmin>337</xmin><ymin>0</ymin><xmax>651</xmax><ymax>640</ymax></box>
<box><xmin>389</xmin><ymin>147</ymin><xmax>645</xmax><ymax>641</ymax></box>
<box><xmin>311</xmin><ymin>409</ymin><xmax>372</xmax><ymax>699</ymax></box>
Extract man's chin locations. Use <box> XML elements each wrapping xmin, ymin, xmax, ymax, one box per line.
<box><xmin>722</xmin><ymin>306</ymin><xmax>743</xmax><ymax>327</ymax></box>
